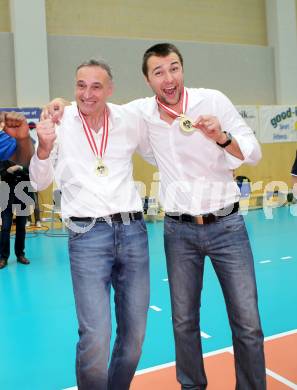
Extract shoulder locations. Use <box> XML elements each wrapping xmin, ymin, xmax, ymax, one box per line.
<box><xmin>57</xmin><ymin>104</ymin><xmax>79</xmax><ymax>129</ymax></box>
<box><xmin>124</xmin><ymin>97</ymin><xmax>155</xmax><ymax>114</ymax></box>
<box><xmin>188</xmin><ymin>87</ymin><xmax>230</xmax><ymax>102</ymax></box>
<box><xmin>108</xmin><ymin>101</ymin><xmax>145</xmax><ymax>121</ymax></box>
<box><xmin>63</xmin><ymin>103</ymin><xmax>78</xmax><ymax>118</ymax></box>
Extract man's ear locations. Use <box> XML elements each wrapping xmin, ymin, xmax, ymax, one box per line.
<box><xmin>108</xmin><ymin>81</ymin><xmax>114</xmax><ymax>97</ymax></box>
<box><xmin>144</xmin><ymin>76</ymin><xmax>151</xmax><ymax>88</ymax></box>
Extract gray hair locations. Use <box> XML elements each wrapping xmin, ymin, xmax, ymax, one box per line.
<box><xmin>76</xmin><ymin>59</ymin><xmax>113</xmax><ymax>80</ymax></box>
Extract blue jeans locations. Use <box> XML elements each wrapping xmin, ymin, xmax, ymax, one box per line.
<box><xmin>164</xmin><ymin>213</ymin><xmax>266</xmax><ymax>390</ymax></box>
<box><xmin>68</xmin><ymin>218</ymin><xmax>149</xmax><ymax>390</ymax></box>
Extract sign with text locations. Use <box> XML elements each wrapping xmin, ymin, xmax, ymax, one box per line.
<box><xmin>0</xmin><ymin>107</ymin><xmax>41</xmax><ymax>142</ymax></box>
<box><xmin>236</xmin><ymin>105</ymin><xmax>260</xmax><ymax>139</ymax></box>
<box><xmin>259</xmin><ymin>106</ymin><xmax>297</xmax><ymax>143</ymax></box>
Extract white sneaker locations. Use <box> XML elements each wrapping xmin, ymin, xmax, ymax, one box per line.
<box><xmin>36</xmin><ymin>221</ymin><xmax>42</xmax><ymax>228</ymax></box>
<box><xmin>26</xmin><ymin>221</ymin><xmax>31</xmax><ymax>227</ymax></box>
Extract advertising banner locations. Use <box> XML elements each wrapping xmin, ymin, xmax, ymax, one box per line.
<box><xmin>258</xmin><ymin>105</ymin><xmax>297</xmax><ymax>143</ymax></box>
<box><xmin>236</xmin><ymin>105</ymin><xmax>260</xmax><ymax>139</ymax></box>
<box><xmin>0</xmin><ymin>107</ymin><xmax>41</xmax><ymax>142</ymax></box>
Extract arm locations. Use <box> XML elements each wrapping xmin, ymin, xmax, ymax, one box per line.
<box><xmin>29</xmin><ymin>118</ymin><xmax>57</xmax><ymax>191</ymax></box>
<box><xmin>194</xmin><ymin>91</ymin><xmax>261</xmax><ymax>168</ymax></box>
<box><xmin>135</xmin><ymin>121</ymin><xmax>157</xmax><ymax>166</ymax></box>
<box><xmin>124</xmin><ymin>99</ymin><xmax>157</xmax><ymax>166</ymax></box>
<box><xmin>194</xmin><ymin>115</ymin><xmax>244</xmax><ymax>160</ymax></box>
<box><xmin>1</xmin><ymin>111</ymin><xmax>34</xmax><ymax>166</ymax></box>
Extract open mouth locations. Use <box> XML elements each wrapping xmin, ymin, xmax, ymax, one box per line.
<box><xmin>163</xmin><ymin>87</ymin><xmax>177</xmax><ymax>98</ymax></box>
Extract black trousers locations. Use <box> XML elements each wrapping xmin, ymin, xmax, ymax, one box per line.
<box><xmin>0</xmin><ymin>194</ymin><xmax>27</xmax><ymax>260</ymax></box>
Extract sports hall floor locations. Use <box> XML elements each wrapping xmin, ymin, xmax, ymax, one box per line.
<box><xmin>0</xmin><ymin>206</ymin><xmax>296</xmax><ymax>390</ymax></box>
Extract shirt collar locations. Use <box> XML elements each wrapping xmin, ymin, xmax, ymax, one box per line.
<box><xmin>140</xmin><ymin>87</ymin><xmax>205</xmax><ymax>124</ymax></box>
<box><xmin>72</xmin><ymin>102</ymin><xmax>120</xmax><ymax>131</ymax></box>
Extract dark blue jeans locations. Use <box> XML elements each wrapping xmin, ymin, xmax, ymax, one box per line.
<box><xmin>164</xmin><ymin>213</ymin><xmax>266</xmax><ymax>390</ymax></box>
<box><xmin>0</xmin><ymin>195</ymin><xmax>27</xmax><ymax>260</ymax></box>
<box><xmin>68</xmin><ymin>218</ymin><xmax>150</xmax><ymax>390</ymax></box>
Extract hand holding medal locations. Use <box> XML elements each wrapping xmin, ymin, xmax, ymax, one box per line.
<box><xmin>156</xmin><ymin>87</ymin><xmax>195</xmax><ymax>134</ymax></box>
<box><xmin>193</xmin><ymin>115</ymin><xmax>223</xmax><ymax>142</ymax></box>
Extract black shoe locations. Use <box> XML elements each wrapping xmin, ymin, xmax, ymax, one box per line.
<box><xmin>0</xmin><ymin>259</ymin><xmax>8</xmax><ymax>269</ymax></box>
<box><xmin>17</xmin><ymin>256</ymin><xmax>30</xmax><ymax>265</ymax></box>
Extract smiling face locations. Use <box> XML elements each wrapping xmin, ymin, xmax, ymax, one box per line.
<box><xmin>75</xmin><ymin>65</ymin><xmax>113</xmax><ymax>119</ymax></box>
<box><xmin>145</xmin><ymin>52</ymin><xmax>184</xmax><ymax>109</ymax></box>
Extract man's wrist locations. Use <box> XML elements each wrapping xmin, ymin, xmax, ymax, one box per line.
<box><xmin>216</xmin><ymin>131</ymin><xmax>232</xmax><ymax>148</ymax></box>
<box><xmin>37</xmin><ymin>147</ymin><xmax>50</xmax><ymax>160</ymax></box>
<box><xmin>16</xmin><ymin>135</ymin><xmax>30</xmax><ymax>142</ymax></box>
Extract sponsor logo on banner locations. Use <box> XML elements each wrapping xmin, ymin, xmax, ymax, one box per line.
<box><xmin>259</xmin><ymin>106</ymin><xmax>297</xmax><ymax>143</ymax></box>
<box><xmin>236</xmin><ymin>106</ymin><xmax>259</xmax><ymax>139</ymax></box>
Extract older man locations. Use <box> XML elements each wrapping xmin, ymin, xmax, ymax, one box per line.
<box><xmin>30</xmin><ymin>60</ymin><xmax>153</xmax><ymax>390</ymax></box>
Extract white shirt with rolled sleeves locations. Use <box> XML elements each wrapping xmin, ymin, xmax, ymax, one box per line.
<box><xmin>29</xmin><ymin>103</ymin><xmax>155</xmax><ymax>219</ymax></box>
<box><xmin>126</xmin><ymin>88</ymin><xmax>262</xmax><ymax>215</ymax></box>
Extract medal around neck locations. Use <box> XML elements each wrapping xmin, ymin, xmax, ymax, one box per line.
<box><xmin>95</xmin><ymin>159</ymin><xmax>108</xmax><ymax>177</ymax></box>
<box><xmin>179</xmin><ymin>115</ymin><xmax>195</xmax><ymax>133</ymax></box>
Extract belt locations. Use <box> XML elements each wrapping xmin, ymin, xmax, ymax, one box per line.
<box><xmin>165</xmin><ymin>202</ymin><xmax>239</xmax><ymax>225</ymax></box>
<box><xmin>70</xmin><ymin>211</ymin><xmax>143</xmax><ymax>224</ymax></box>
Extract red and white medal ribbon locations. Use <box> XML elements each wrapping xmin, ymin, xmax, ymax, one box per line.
<box><xmin>156</xmin><ymin>88</ymin><xmax>194</xmax><ymax>133</ymax></box>
<box><xmin>78</xmin><ymin>107</ymin><xmax>109</xmax><ymax>175</ymax></box>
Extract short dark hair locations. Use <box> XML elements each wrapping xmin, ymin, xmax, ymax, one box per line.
<box><xmin>142</xmin><ymin>43</ymin><xmax>184</xmax><ymax>77</ymax></box>
<box><xmin>76</xmin><ymin>59</ymin><xmax>113</xmax><ymax>80</ymax></box>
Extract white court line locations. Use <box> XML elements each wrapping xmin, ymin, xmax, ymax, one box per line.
<box><xmin>259</xmin><ymin>260</ymin><xmax>272</xmax><ymax>264</ymax></box>
<box><xmin>135</xmin><ymin>361</ymin><xmax>176</xmax><ymax>375</ymax></box>
<box><xmin>281</xmin><ymin>256</ymin><xmax>293</xmax><ymax>260</ymax></box>
<box><xmin>162</xmin><ymin>278</ymin><xmax>168</xmax><ymax>282</ymax></box>
<box><xmin>134</xmin><ymin>329</ymin><xmax>297</xmax><ymax>376</ymax></box>
<box><xmin>135</xmin><ymin>346</ymin><xmax>234</xmax><ymax>376</ymax></box>
<box><xmin>63</xmin><ymin>372</ymin><xmax>297</xmax><ymax>390</ymax></box>
<box><xmin>264</xmin><ymin>328</ymin><xmax>297</xmax><ymax>341</ymax></box>
<box><xmin>201</xmin><ymin>331</ymin><xmax>211</xmax><ymax>339</ymax></box>
<box><xmin>149</xmin><ymin>305</ymin><xmax>162</xmax><ymax>312</ymax></box>
<box><xmin>63</xmin><ymin>329</ymin><xmax>297</xmax><ymax>388</ymax></box>
<box><xmin>266</xmin><ymin>368</ymin><xmax>297</xmax><ymax>389</ymax></box>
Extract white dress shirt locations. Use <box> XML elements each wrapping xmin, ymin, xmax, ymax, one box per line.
<box><xmin>126</xmin><ymin>88</ymin><xmax>262</xmax><ymax>215</ymax></box>
<box><xmin>29</xmin><ymin>103</ymin><xmax>153</xmax><ymax>218</ymax></box>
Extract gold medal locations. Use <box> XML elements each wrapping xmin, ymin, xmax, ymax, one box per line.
<box><xmin>179</xmin><ymin>115</ymin><xmax>195</xmax><ymax>133</ymax></box>
<box><xmin>79</xmin><ymin>107</ymin><xmax>110</xmax><ymax>178</ymax></box>
<box><xmin>156</xmin><ymin>88</ymin><xmax>195</xmax><ymax>134</ymax></box>
<box><xmin>95</xmin><ymin>159</ymin><xmax>108</xmax><ymax>177</ymax></box>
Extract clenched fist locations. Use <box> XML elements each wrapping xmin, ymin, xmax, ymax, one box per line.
<box><xmin>36</xmin><ymin>119</ymin><xmax>57</xmax><ymax>160</ymax></box>
<box><xmin>0</xmin><ymin>111</ymin><xmax>29</xmax><ymax>140</ymax></box>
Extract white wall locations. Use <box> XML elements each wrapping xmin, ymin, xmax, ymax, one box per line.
<box><xmin>48</xmin><ymin>36</ymin><xmax>276</xmax><ymax>105</ymax></box>
<box><xmin>0</xmin><ymin>34</ymin><xmax>276</xmax><ymax>107</ymax></box>
<box><xmin>0</xmin><ymin>33</ymin><xmax>16</xmax><ymax>106</ymax></box>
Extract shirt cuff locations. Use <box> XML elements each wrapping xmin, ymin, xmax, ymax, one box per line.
<box><xmin>223</xmin><ymin>134</ymin><xmax>261</xmax><ymax>169</ymax></box>
<box><xmin>29</xmin><ymin>152</ymin><xmax>53</xmax><ymax>191</ymax></box>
